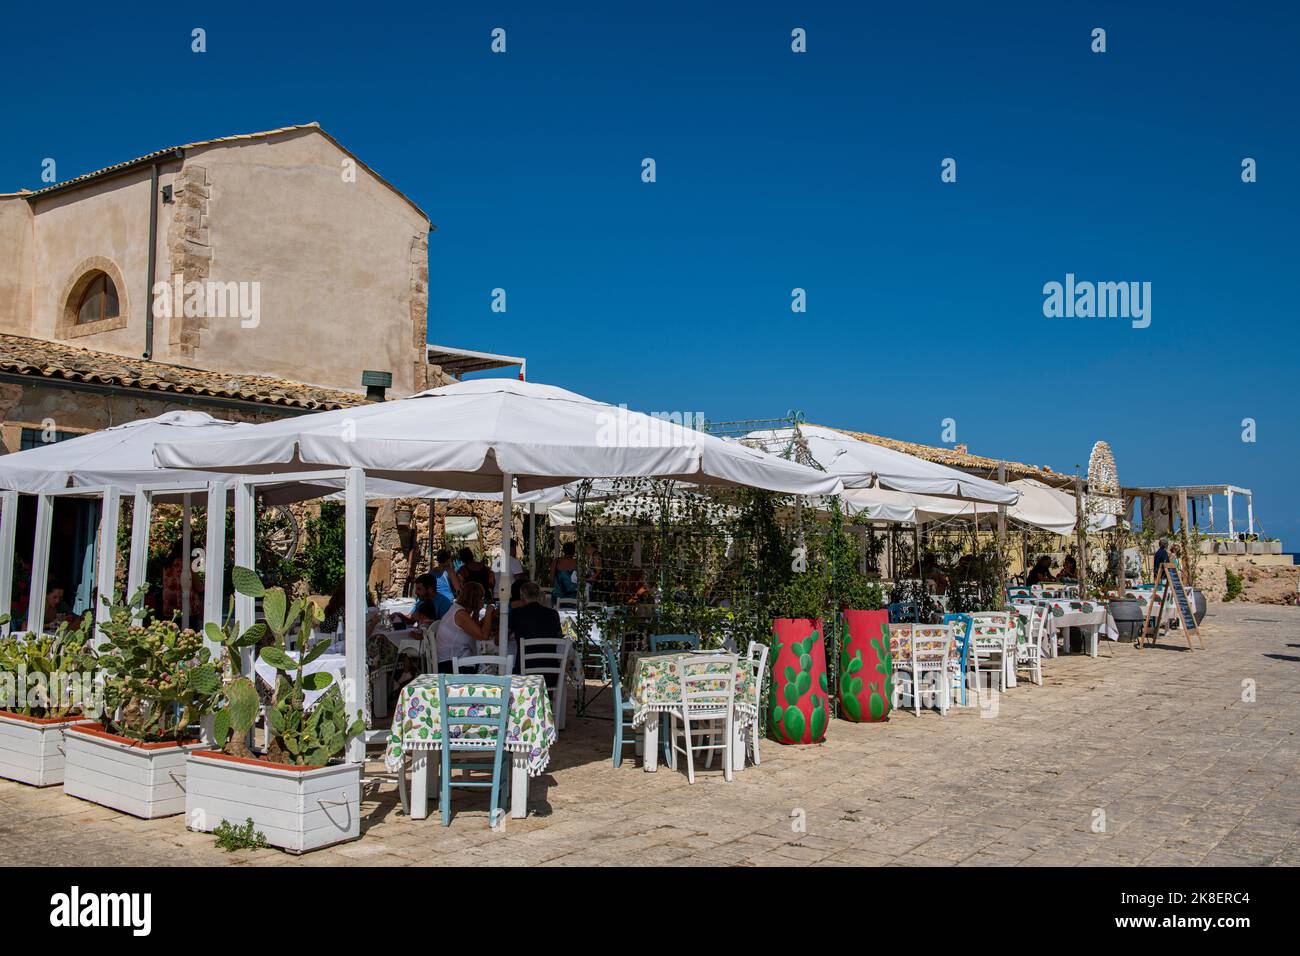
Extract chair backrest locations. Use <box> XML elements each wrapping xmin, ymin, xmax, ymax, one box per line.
<box><xmin>970</xmin><ymin>610</ymin><xmax>1012</xmax><ymax>627</ymax></box>
<box><xmin>555</xmin><ymin>597</ymin><xmax>578</xmax><ymax>610</ymax></box>
<box><xmin>888</xmin><ymin>601</ymin><xmax>920</xmax><ymax>623</ymax></box>
<box><xmin>680</xmin><ymin>654</ymin><xmax>737</xmax><ymax>710</ymax></box>
<box><xmin>421</xmin><ymin>622</ymin><xmax>438</xmax><ymax>672</ymax></box>
<box><xmin>649</xmin><ymin>633</ymin><xmax>700</xmax><ymax>652</ymax></box>
<box><xmin>601</xmin><ymin>641</ymin><xmax>622</xmax><ymax>701</ymax></box>
<box><xmin>942</xmin><ymin>613</ymin><xmax>974</xmax><ymax>649</ymax></box>
<box><xmin>520</xmin><ymin>637</ymin><xmax>573</xmax><ymax>687</ymax></box>
<box><xmin>745</xmin><ymin>641</ymin><xmax>770</xmax><ymax>708</ymax></box>
<box><xmin>437</xmin><ymin>673</ymin><xmax>510</xmax><ymax>750</ymax></box>
<box><xmin>910</xmin><ymin>625</ymin><xmax>954</xmax><ymax>666</ymax></box>
<box><xmin>453</xmin><ymin>654</ymin><xmax>513</xmax><ymax>675</ymax></box>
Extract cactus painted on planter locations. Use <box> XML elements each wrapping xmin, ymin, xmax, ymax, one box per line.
<box><xmin>839</xmin><ymin>609</ymin><xmax>891</xmax><ymax>723</ymax></box>
<box><xmin>767</xmin><ymin>617</ymin><xmax>829</xmax><ymax>744</ymax></box>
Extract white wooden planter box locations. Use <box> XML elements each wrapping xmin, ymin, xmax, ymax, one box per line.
<box><xmin>62</xmin><ymin>726</ymin><xmax>212</xmax><ymax>818</ymax></box>
<box><xmin>0</xmin><ymin>712</ymin><xmax>94</xmax><ymax>787</ymax></box>
<box><xmin>185</xmin><ymin>751</ymin><xmax>361</xmax><ymax>854</ymax></box>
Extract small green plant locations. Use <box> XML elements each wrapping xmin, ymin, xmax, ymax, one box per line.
<box><xmin>209</xmin><ymin>567</ymin><xmax>364</xmax><ymax>766</ymax></box>
<box><xmin>1224</xmin><ymin>568</ymin><xmax>1243</xmax><ymax>602</ymax></box>
<box><xmin>213</xmin><ymin>817</ymin><xmax>268</xmax><ymax>852</ymax></box>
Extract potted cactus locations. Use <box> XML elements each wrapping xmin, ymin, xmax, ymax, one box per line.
<box><xmin>185</xmin><ymin>567</ymin><xmax>365</xmax><ymax>854</ymax></box>
<box><xmin>767</xmin><ymin>568</ymin><xmax>830</xmax><ymax>744</ymax></box>
<box><xmin>63</xmin><ymin>592</ymin><xmax>220</xmax><ymax>818</ymax></box>
<box><xmin>836</xmin><ymin>576</ymin><xmax>890</xmax><ymax>722</ymax></box>
<box><xmin>0</xmin><ymin>615</ymin><xmax>100</xmax><ymax>786</ymax></box>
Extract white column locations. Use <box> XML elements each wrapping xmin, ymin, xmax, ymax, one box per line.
<box><xmin>27</xmin><ymin>494</ymin><xmax>54</xmax><ymax>635</ymax></box>
<box><xmin>1226</xmin><ymin>490</ymin><xmax>1235</xmax><ymax>540</ymax></box>
<box><xmin>93</xmin><ymin>488</ymin><xmax>121</xmax><ymax>647</ymax></box>
<box><xmin>0</xmin><ymin>491</ymin><xmax>17</xmax><ymax>637</ymax></box>
<box><xmin>1207</xmin><ymin>495</ymin><xmax>1215</xmax><ymax>535</ymax></box>
<box><xmin>499</xmin><ymin>473</ymin><xmax>513</xmax><ymax>650</ymax></box>
<box><xmin>202</xmin><ymin>481</ymin><xmax>229</xmax><ymax>657</ymax></box>
<box><xmin>126</xmin><ymin>489</ymin><xmax>153</xmax><ymax>610</ymax></box>
<box><xmin>344</xmin><ymin>467</ymin><xmax>368</xmax><ymax>764</ymax></box>
<box><xmin>233</xmin><ymin>481</ymin><xmax>257</xmax><ymax>678</ymax></box>
<box><xmin>181</xmin><ymin>493</ymin><xmax>192</xmax><ymax>625</ymax></box>
<box><xmin>1247</xmin><ymin>495</ymin><xmax>1254</xmax><ymax>537</ymax></box>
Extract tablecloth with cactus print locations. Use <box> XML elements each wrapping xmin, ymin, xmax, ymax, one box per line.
<box><xmin>1027</xmin><ymin>599</ymin><xmax>1118</xmax><ymax>641</ymax></box>
<box><xmin>383</xmin><ymin>673</ymin><xmax>556</xmax><ymax>776</ymax></box>
<box><xmin>626</xmin><ymin>652</ymin><xmax>757</xmax><ymax>726</ymax></box>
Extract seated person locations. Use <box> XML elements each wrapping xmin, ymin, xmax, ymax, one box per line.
<box><xmin>551</xmin><ymin>542</ymin><xmax>578</xmax><ymax>603</ymax></box>
<box><xmin>1025</xmin><ymin>556</ymin><xmax>1054</xmax><ymax>586</ymax></box>
<box><xmin>436</xmin><ymin>582</ymin><xmax>497</xmax><ymax>674</ymax></box>
<box><xmin>1056</xmin><ymin>556</ymin><xmax>1078</xmax><ymax>582</ymax></box>
<box><xmin>509</xmin><ymin>581</ymin><xmax>564</xmax><ymax>681</ymax></box>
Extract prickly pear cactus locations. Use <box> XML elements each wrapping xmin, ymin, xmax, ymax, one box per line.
<box><xmin>768</xmin><ymin>618</ymin><xmax>829</xmax><ymax>743</ymax></box>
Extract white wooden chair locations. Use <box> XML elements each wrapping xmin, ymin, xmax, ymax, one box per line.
<box><xmin>1013</xmin><ymin>604</ymin><xmax>1047</xmax><ymax>685</ymax></box>
<box><xmin>667</xmin><ymin>654</ymin><xmax>736</xmax><ymax>783</ymax></box>
<box><xmin>420</xmin><ymin>622</ymin><xmax>437</xmax><ymax>673</ymax></box>
<box><xmin>743</xmin><ymin>641</ymin><xmax>769</xmax><ymax>766</ymax></box>
<box><xmin>968</xmin><ymin>612</ymin><xmax>1013</xmax><ymax>694</ymax></box>
<box><xmin>889</xmin><ymin>624</ymin><xmax>954</xmax><ymax>716</ymax></box>
<box><xmin>520</xmin><ymin>637</ymin><xmax>573</xmax><ymax>731</ymax></box>
<box><xmin>453</xmin><ymin>654</ymin><xmax>513</xmax><ymax>676</ymax></box>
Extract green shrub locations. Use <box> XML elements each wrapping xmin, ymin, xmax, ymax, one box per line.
<box><xmin>213</xmin><ymin>817</ymin><xmax>268</xmax><ymax>852</ymax></box>
<box><xmin>1224</xmin><ymin>568</ymin><xmax>1243</xmax><ymax>602</ymax></box>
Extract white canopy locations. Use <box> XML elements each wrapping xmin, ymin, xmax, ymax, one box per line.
<box><xmin>842</xmin><ymin>478</ymin><xmax>1077</xmax><ymax>534</ymax></box>
<box><xmin>745</xmin><ymin>425</ymin><xmax>1017</xmax><ymax>505</ymax></box>
<box><xmin>0</xmin><ymin>410</ymin><xmax>555</xmax><ymax>504</ymax></box>
<box><xmin>0</xmin><ymin>411</ymin><xmax>244</xmax><ymax>495</ymax></box>
<box><xmin>155</xmin><ymin>379</ymin><xmax>844</xmax><ymax>497</ymax></box>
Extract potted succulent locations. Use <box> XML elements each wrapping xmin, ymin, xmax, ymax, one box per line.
<box><xmin>63</xmin><ymin>592</ymin><xmax>220</xmax><ymax>818</ymax></box>
<box><xmin>767</xmin><ymin>564</ymin><xmax>831</xmax><ymax>745</ymax></box>
<box><xmin>0</xmin><ymin>615</ymin><xmax>100</xmax><ymax>786</ymax></box>
<box><xmin>185</xmin><ymin>567</ymin><xmax>365</xmax><ymax>854</ymax></box>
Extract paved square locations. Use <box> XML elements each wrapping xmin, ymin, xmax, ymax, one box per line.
<box><xmin>3</xmin><ymin>601</ymin><xmax>1297</xmax><ymax>866</ymax></box>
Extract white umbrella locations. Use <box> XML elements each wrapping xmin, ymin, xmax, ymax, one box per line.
<box><xmin>155</xmin><ymin>379</ymin><xmax>843</xmax><ymax>496</ymax></box>
<box><xmin>746</xmin><ymin>425</ymin><xmax>1017</xmax><ymax>505</ymax></box>
<box><xmin>155</xmin><ymin>378</ymin><xmax>844</xmax><ymax>656</ymax></box>
<box><xmin>842</xmin><ymin>478</ymin><xmax>1077</xmax><ymax>534</ymax></box>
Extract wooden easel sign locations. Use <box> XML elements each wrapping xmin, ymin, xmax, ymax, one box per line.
<box><xmin>1138</xmin><ymin>564</ymin><xmax>1205</xmax><ymax>649</ymax></box>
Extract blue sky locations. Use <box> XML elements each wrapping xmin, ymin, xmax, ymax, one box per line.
<box><xmin>3</xmin><ymin>1</ymin><xmax>1297</xmax><ymax>542</ymax></box>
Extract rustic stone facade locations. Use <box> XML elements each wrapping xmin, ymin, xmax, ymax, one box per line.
<box><xmin>165</xmin><ymin>164</ymin><xmax>212</xmax><ymax>358</ymax></box>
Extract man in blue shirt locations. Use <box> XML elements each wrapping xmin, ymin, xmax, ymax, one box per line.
<box><xmin>1153</xmin><ymin>538</ymin><xmax>1170</xmax><ymax>581</ymax></box>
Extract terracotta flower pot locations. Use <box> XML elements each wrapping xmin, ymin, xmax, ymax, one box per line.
<box><xmin>838</xmin><ymin>610</ymin><xmax>892</xmax><ymax>722</ymax></box>
<box><xmin>767</xmin><ymin>618</ymin><xmax>829</xmax><ymax>744</ymax></box>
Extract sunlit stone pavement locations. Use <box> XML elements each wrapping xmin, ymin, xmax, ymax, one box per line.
<box><xmin>4</xmin><ymin>601</ymin><xmax>1298</xmax><ymax>867</ymax></box>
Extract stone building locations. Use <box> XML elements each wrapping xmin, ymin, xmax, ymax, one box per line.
<box><xmin>0</xmin><ymin>124</ymin><xmax>515</xmax><ymax>600</ymax></box>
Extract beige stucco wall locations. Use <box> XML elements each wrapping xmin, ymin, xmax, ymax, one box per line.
<box><xmin>175</xmin><ymin>129</ymin><xmax>430</xmax><ymax>395</ymax></box>
<box><xmin>7</xmin><ymin>128</ymin><xmax>430</xmax><ymax>397</ymax></box>
<box><xmin>0</xmin><ymin>196</ymin><xmax>36</xmax><ymax>336</ymax></box>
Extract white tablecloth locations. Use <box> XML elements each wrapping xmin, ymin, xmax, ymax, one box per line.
<box><xmin>253</xmin><ymin>652</ymin><xmax>347</xmax><ymax>708</ymax></box>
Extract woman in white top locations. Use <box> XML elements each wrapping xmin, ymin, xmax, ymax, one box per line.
<box><xmin>436</xmin><ymin>581</ymin><xmax>497</xmax><ymax>673</ymax></box>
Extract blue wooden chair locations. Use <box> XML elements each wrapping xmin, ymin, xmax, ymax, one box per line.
<box><xmin>943</xmin><ymin>613</ymin><xmax>975</xmax><ymax>706</ymax></box>
<box><xmin>603</xmin><ymin>643</ymin><xmax>639</xmax><ymax>767</ymax></box>
<box><xmin>649</xmin><ymin>633</ymin><xmax>701</xmax><ymax>652</ymax></box>
<box><xmin>648</xmin><ymin>634</ymin><xmax>700</xmax><ymax>763</ymax></box>
<box><xmin>436</xmin><ymin>673</ymin><xmax>511</xmax><ymax>828</ymax></box>
<box><xmin>889</xmin><ymin>602</ymin><xmax>920</xmax><ymax>623</ymax></box>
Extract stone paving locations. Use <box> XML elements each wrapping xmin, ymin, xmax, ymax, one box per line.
<box><xmin>3</xmin><ymin>601</ymin><xmax>1298</xmax><ymax>867</ymax></box>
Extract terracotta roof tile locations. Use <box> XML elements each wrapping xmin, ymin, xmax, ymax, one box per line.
<box><xmin>0</xmin><ymin>332</ymin><xmax>367</xmax><ymax>411</ymax></box>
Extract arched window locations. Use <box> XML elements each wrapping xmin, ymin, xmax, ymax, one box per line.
<box><xmin>75</xmin><ymin>272</ymin><xmax>120</xmax><ymax>325</ymax></box>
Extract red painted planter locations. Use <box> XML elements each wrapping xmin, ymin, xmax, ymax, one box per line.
<box><xmin>838</xmin><ymin>610</ymin><xmax>892</xmax><ymax>722</ymax></box>
<box><xmin>767</xmin><ymin>618</ymin><xmax>829</xmax><ymax>744</ymax></box>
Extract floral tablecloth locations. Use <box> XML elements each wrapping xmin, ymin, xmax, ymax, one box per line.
<box><xmin>1022</xmin><ymin>599</ymin><xmax>1118</xmax><ymax>642</ymax></box>
<box><xmin>384</xmin><ymin>673</ymin><xmax>556</xmax><ymax>776</ymax></box>
<box><xmin>627</xmin><ymin>652</ymin><xmax>756</xmax><ymax>726</ymax></box>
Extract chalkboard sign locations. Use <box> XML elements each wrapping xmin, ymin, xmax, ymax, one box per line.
<box><xmin>1138</xmin><ymin>564</ymin><xmax>1204</xmax><ymax>649</ymax></box>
